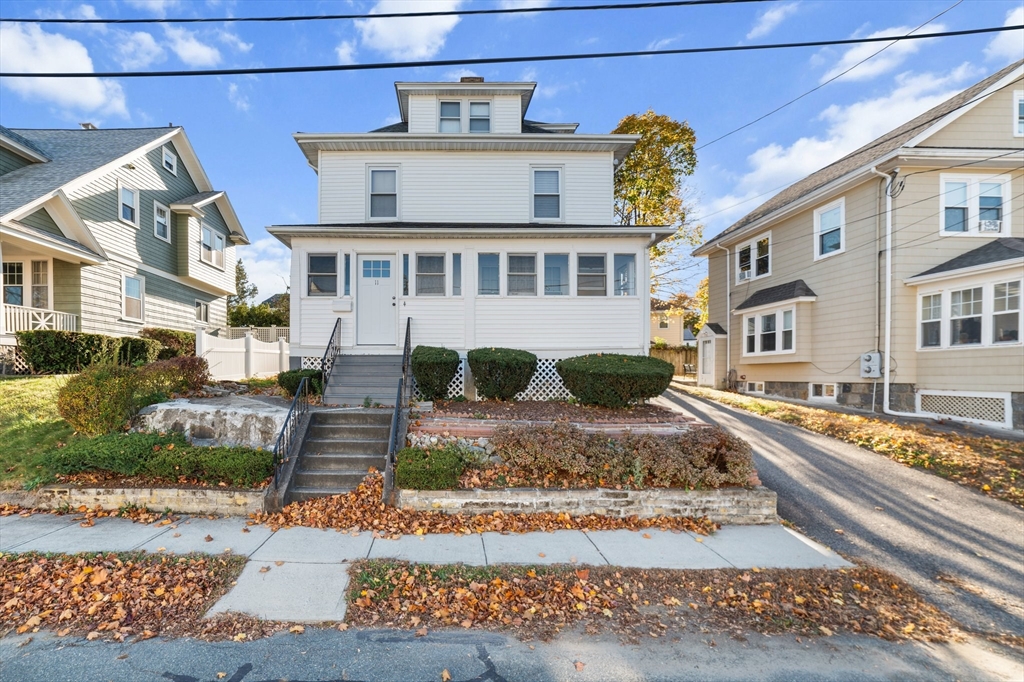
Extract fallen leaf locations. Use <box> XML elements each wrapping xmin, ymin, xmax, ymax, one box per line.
<box><xmin>259</xmin><ymin>566</ymin><xmax>271</xmax><ymax>573</ymax></box>
<box><xmin>574</xmin><ymin>661</ymin><xmax>586</xmax><ymax>672</ymax></box>
<box><xmin>86</xmin><ymin>631</ymin><xmax>101</xmax><ymax>641</ymax></box>
<box><xmin>415</xmin><ymin>627</ymin><xmax>428</xmax><ymax>637</ymax></box>
<box><xmin>642</xmin><ymin>533</ymin><xmax>652</xmax><ymax>539</ymax></box>
<box><xmin>441</xmin><ymin>670</ymin><xmax>452</xmax><ymax>682</ymax></box>
<box><xmin>289</xmin><ymin>625</ymin><xmax>305</xmax><ymax>634</ymax></box>
<box><xmin>575</xmin><ymin>568</ymin><xmax>590</xmax><ymax>581</ymax></box>
<box><xmin>233</xmin><ymin>633</ymin><xmax>247</xmax><ymax>642</ymax></box>
<box><xmin>538</xmin><ymin>553</ymin><xmax>546</xmax><ymax>558</ymax></box>
<box><xmin>217</xmin><ymin>674</ymin><xmax>227</xmax><ymax>680</ymax></box>
<box><xmin>819</xmin><ymin>626</ymin><xmax>834</xmax><ymax>637</ymax></box>
<box><xmin>275</xmin><ymin>561</ymin><xmax>285</xmax><ymax>566</ymax></box>
<box><xmin>337</xmin><ymin>623</ymin><xmax>349</xmax><ymax>631</ymax></box>
<box><xmin>241</xmin><ymin>527</ymin><xmax>251</xmax><ymax>533</ymax></box>
<box><xmin>204</xmin><ymin>535</ymin><xmax>213</xmax><ymax>542</ymax></box>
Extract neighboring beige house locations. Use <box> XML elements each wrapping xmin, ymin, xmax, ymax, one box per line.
<box><xmin>693</xmin><ymin>60</ymin><xmax>1024</xmax><ymax>430</ymax></box>
<box><xmin>650</xmin><ymin>299</ymin><xmax>696</xmax><ymax>346</ymax></box>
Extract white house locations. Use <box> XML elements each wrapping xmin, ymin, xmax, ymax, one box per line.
<box><xmin>267</xmin><ymin>77</ymin><xmax>673</xmax><ymax>404</ymax></box>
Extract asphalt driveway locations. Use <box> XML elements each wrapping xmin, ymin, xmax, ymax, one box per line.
<box><xmin>657</xmin><ymin>389</ymin><xmax>1024</xmax><ymax>639</ymax></box>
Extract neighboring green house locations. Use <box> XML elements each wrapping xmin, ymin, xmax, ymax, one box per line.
<box><xmin>0</xmin><ymin>124</ymin><xmax>248</xmax><ymax>352</ymax></box>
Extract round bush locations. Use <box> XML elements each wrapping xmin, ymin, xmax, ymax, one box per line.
<box><xmin>411</xmin><ymin>345</ymin><xmax>460</xmax><ymax>401</ymax></box>
<box><xmin>277</xmin><ymin>369</ymin><xmax>323</xmax><ymax>396</ymax></box>
<box><xmin>57</xmin><ymin>364</ymin><xmax>142</xmax><ymax>435</ymax></box>
<box><xmin>467</xmin><ymin>347</ymin><xmax>537</xmax><ymax>401</ymax></box>
<box><xmin>16</xmin><ymin>330</ymin><xmax>120</xmax><ymax>373</ymax></box>
<box><xmin>118</xmin><ymin>336</ymin><xmax>162</xmax><ymax>366</ymax></box>
<box><xmin>556</xmin><ymin>354</ymin><xmax>673</xmax><ymax>408</ymax></box>
<box><xmin>140</xmin><ymin>327</ymin><xmax>196</xmax><ymax>360</ymax></box>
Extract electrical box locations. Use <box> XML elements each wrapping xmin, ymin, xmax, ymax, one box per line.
<box><xmin>860</xmin><ymin>352</ymin><xmax>882</xmax><ymax>379</ymax></box>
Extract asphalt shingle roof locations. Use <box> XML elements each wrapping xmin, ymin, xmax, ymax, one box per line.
<box><xmin>0</xmin><ymin>127</ymin><xmax>174</xmax><ymax>217</ymax></box>
<box><xmin>703</xmin><ymin>59</ymin><xmax>1024</xmax><ymax>249</ymax></box>
<box><xmin>173</xmin><ymin>190</ymin><xmax>223</xmax><ymax>206</ymax></box>
<box><xmin>705</xmin><ymin>322</ymin><xmax>727</xmax><ymax>335</ymax></box>
<box><xmin>912</xmin><ymin>238</ymin><xmax>1024</xmax><ymax>279</ymax></box>
<box><xmin>0</xmin><ymin>125</ymin><xmax>50</xmax><ymax>160</ymax></box>
<box><xmin>734</xmin><ymin>279</ymin><xmax>817</xmax><ymax>311</ymax></box>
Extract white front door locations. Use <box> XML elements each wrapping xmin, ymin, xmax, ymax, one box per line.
<box><xmin>356</xmin><ymin>256</ymin><xmax>396</xmax><ymax>345</ymax></box>
<box><xmin>698</xmin><ymin>338</ymin><xmax>715</xmax><ymax>387</ymax></box>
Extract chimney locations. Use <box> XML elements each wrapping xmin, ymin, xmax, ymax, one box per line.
<box><xmin>460</xmin><ymin>76</ymin><xmax>484</xmax><ymax>83</ymax></box>
<box><xmin>79</xmin><ymin>122</ymin><xmax>97</xmax><ymax>130</ymax></box>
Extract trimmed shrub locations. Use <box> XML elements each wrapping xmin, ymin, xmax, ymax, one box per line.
<box><xmin>118</xmin><ymin>336</ymin><xmax>162</xmax><ymax>366</ymax></box>
<box><xmin>140</xmin><ymin>327</ymin><xmax>196</xmax><ymax>360</ymax></box>
<box><xmin>467</xmin><ymin>347</ymin><xmax>537</xmax><ymax>401</ymax></box>
<box><xmin>556</xmin><ymin>354</ymin><xmax>673</xmax><ymax>408</ymax></box>
<box><xmin>42</xmin><ymin>432</ymin><xmax>188</xmax><ymax>476</ymax></box>
<box><xmin>139</xmin><ymin>356</ymin><xmax>210</xmax><ymax>394</ymax></box>
<box><xmin>16</xmin><ymin>330</ymin><xmax>120</xmax><ymax>373</ymax></box>
<box><xmin>394</xmin><ymin>445</ymin><xmax>468</xmax><ymax>490</ymax></box>
<box><xmin>411</xmin><ymin>345</ymin><xmax>460</xmax><ymax>401</ymax></box>
<box><xmin>491</xmin><ymin>423</ymin><xmax>612</xmax><ymax>481</ymax></box>
<box><xmin>145</xmin><ymin>446</ymin><xmax>273</xmax><ymax>487</ymax></box>
<box><xmin>56</xmin><ymin>364</ymin><xmax>145</xmax><ymax>435</ymax></box>
<box><xmin>277</xmin><ymin>369</ymin><xmax>323</xmax><ymax>397</ymax></box>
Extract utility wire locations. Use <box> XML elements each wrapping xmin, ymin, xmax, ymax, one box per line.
<box><xmin>694</xmin><ymin>0</ymin><xmax>965</xmax><ymax>151</ymax></box>
<box><xmin>0</xmin><ymin>0</ymin><xmax>774</xmax><ymax>24</ymax></box>
<box><xmin>1</xmin><ymin>24</ymin><xmax>1019</xmax><ymax>79</ymax></box>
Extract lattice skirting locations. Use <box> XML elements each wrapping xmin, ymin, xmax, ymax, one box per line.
<box><xmin>413</xmin><ymin>359</ymin><xmax>466</xmax><ymax>401</ymax></box>
<box><xmin>918</xmin><ymin>391</ymin><xmax>1010</xmax><ymax>428</ymax></box>
<box><xmin>0</xmin><ymin>343</ymin><xmax>30</xmax><ymax>375</ymax></box>
<box><xmin>300</xmin><ymin>356</ymin><xmax>324</xmax><ymax>370</ymax></box>
<box><xmin>515</xmin><ymin>358</ymin><xmax>573</xmax><ymax>401</ymax></box>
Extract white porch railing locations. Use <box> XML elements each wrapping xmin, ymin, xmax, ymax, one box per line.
<box><xmin>3</xmin><ymin>304</ymin><xmax>79</xmax><ymax>333</ymax></box>
<box><xmin>196</xmin><ymin>327</ymin><xmax>289</xmax><ymax>381</ymax></box>
<box><xmin>214</xmin><ymin>326</ymin><xmax>290</xmax><ymax>343</ymax></box>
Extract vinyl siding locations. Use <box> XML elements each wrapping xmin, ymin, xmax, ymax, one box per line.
<box><xmin>491</xmin><ymin>95</ymin><xmax>522</xmax><ymax>134</ymax></box>
<box><xmin>918</xmin><ymin>76</ymin><xmax>1024</xmax><ymax>148</ymax></box>
<box><xmin>143</xmin><ymin>269</ymin><xmax>226</xmax><ymax>331</ymax></box>
<box><xmin>650</xmin><ymin>314</ymin><xmax>691</xmax><ymax>345</ymax></box>
<box><xmin>319</xmin><ymin>151</ymin><xmax>614</xmax><ymax>224</ymax></box>
<box><xmin>408</xmin><ymin>95</ymin><xmax>438</xmax><ymax>134</ymax></box>
<box><xmin>0</xmin><ymin>147</ymin><xmax>33</xmax><ymax>176</ymax></box>
<box><xmin>405</xmin><ymin>94</ymin><xmax>521</xmax><ymax>134</ymax></box>
<box><xmin>19</xmin><ymin>207</ymin><xmax>63</xmax><ymax>237</ymax></box>
<box><xmin>185</xmin><ymin>203</ymin><xmax>236</xmax><ymax>294</ymax></box>
<box><xmin>52</xmin><ymin>259</ymin><xmax>82</xmax><ymax>320</ymax></box>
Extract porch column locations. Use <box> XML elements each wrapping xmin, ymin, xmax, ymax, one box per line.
<box><xmin>0</xmin><ymin>238</ymin><xmax>5</xmax><ymax>338</ymax></box>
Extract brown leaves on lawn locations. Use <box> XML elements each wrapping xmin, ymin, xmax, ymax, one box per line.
<box><xmin>0</xmin><ymin>553</ymin><xmax>245</xmax><ymax>641</ymax></box>
<box><xmin>251</xmin><ymin>472</ymin><xmax>716</xmax><ymax>536</ymax></box>
<box><xmin>346</xmin><ymin>562</ymin><xmax>958</xmax><ymax>644</ymax></box>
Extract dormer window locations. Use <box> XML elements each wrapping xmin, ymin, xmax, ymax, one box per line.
<box><xmin>469</xmin><ymin>102</ymin><xmax>490</xmax><ymax>133</ymax></box>
<box><xmin>162</xmin><ymin>147</ymin><xmax>177</xmax><ymax>175</ymax></box>
<box><xmin>439</xmin><ymin>102</ymin><xmax>461</xmax><ymax>132</ymax></box>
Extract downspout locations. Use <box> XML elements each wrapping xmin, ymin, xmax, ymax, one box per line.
<box><xmin>869</xmin><ymin>167</ymin><xmax>917</xmax><ymax>417</ymax></box>
<box><xmin>715</xmin><ymin>244</ymin><xmax>730</xmax><ymax>385</ymax></box>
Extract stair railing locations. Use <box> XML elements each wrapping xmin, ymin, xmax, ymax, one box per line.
<box><xmin>272</xmin><ymin>376</ymin><xmax>309</xmax><ymax>490</ymax></box>
<box><xmin>320</xmin><ymin>317</ymin><xmax>343</xmax><ymax>387</ymax></box>
<box><xmin>383</xmin><ymin>317</ymin><xmax>412</xmax><ymax>503</ymax></box>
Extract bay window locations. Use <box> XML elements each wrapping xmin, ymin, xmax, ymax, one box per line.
<box><xmin>452</xmin><ymin>253</ymin><xmax>462</xmax><ymax>296</ymax></box>
<box><xmin>993</xmin><ymin>281</ymin><xmax>1020</xmax><ymax>343</ymax></box>
<box><xmin>950</xmin><ymin>287</ymin><xmax>983</xmax><ymax>345</ymax></box>
<box><xmin>940</xmin><ymin>174</ymin><xmax>1011</xmax><ymax>235</ymax></box>
<box><xmin>743</xmin><ymin>306</ymin><xmax>795</xmax><ymax>356</ymax></box>
<box><xmin>920</xmin><ymin>294</ymin><xmax>941</xmax><ymax>348</ymax></box>
<box><xmin>917</xmin><ymin>278</ymin><xmax>1022</xmax><ymax>349</ymax></box>
<box><xmin>201</xmin><ymin>224</ymin><xmax>225</xmax><ymax>268</ymax></box>
<box><xmin>736</xmin><ymin>234</ymin><xmax>770</xmax><ymax>282</ymax></box>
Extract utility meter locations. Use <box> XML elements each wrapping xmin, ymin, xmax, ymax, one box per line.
<box><xmin>860</xmin><ymin>352</ymin><xmax>882</xmax><ymax>379</ymax></box>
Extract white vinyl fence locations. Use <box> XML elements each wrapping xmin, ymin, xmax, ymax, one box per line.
<box><xmin>214</xmin><ymin>326</ymin><xmax>290</xmax><ymax>343</ymax></box>
<box><xmin>196</xmin><ymin>327</ymin><xmax>289</xmax><ymax>381</ymax></box>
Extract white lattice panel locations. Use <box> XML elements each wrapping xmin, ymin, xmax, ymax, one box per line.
<box><xmin>920</xmin><ymin>392</ymin><xmax>1009</xmax><ymax>426</ymax></box>
<box><xmin>516</xmin><ymin>359</ymin><xmax>573</xmax><ymax>401</ymax></box>
<box><xmin>0</xmin><ymin>344</ymin><xmax>29</xmax><ymax>375</ymax></box>
<box><xmin>301</xmin><ymin>356</ymin><xmax>323</xmax><ymax>370</ymax></box>
<box><xmin>413</xmin><ymin>359</ymin><xmax>465</xmax><ymax>400</ymax></box>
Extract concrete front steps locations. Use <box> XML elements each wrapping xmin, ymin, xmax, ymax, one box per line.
<box><xmin>285</xmin><ymin>410</ymin><xmax>391</xmax><ymax>504</ymax></box>
<box><xmin>323</xmin><ymin>355</ymin><xmax>403</xmax><ymax>406</ymax></box>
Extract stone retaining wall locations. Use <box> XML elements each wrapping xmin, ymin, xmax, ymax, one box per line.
<box><xmin>395</xmin><ymin>486</ymin><xmax>777</xmax><ymax>525</ymax></box>
<box><xmin>29</xmin><ymin>486</ymin><xmax>264</xmax><ymax>516</ymax></box>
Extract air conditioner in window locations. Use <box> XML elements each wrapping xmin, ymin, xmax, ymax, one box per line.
<box><xmin>738</xmin><ymin>270</ymin><xmax>751</xmax><ymax>281</ymax></box>
<box><xmin>978</xmin><ymin>219</ymin><xmax>1002</xmax><ymax>232</ymax></box>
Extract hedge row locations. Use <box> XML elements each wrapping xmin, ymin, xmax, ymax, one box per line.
<box><xmin>556</xmin><ymin>354</ymin><xmax>673</xmax><ymax>409</ymax></box>
<box><xmin>277</xmin><ymin>369</ymin><xmax>323</xmax><ymax>397</ymax></box>
<box><xmin>16</xmin><ymin>328</ymin><xmax>195</xmax><ymax>373</ymax></box>
<box><xmin>140</xmin><ymin>327</ymin><xmax>196</xmax><ymax>360</ymax></box>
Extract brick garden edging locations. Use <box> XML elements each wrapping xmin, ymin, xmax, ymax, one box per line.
<box><xmin>5</xmin><ymin>486</ymin><xmax>266</xmax><ymax>516</ymax></box>
<box><xmin>394</xmin><ymin>486</ymin><xmax>778</xmax><ymax>525</ymax></box>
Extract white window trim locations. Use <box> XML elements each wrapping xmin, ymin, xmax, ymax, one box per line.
<box><xmin>541</xmin><ymin>252</ymin><xmax>571</xmax><ymax>297</ymax></box>
<box><xmin>742</xmin><ymin>381</ymin><xmax>765</xmax><ymax>394</ymax></box>
<box><xmin>200</xmin><ymin>223</ymin><xmax>226</xmax><ymax>270</ymax></box>
<box><xmin>306</xmin><ymin>252</ymin><xmax>339</xmax><ymax>298</ymax></box>
<box><xmin>468</xmin><ymin>100</ymin><xmax>491</xmax><ymax>134</ymax></box>
<box><xmin>1</xmin><ymin>257</ymin><xmax>54</xmax><ymax>310</ymax></box>
<box><xmin>153</xmin><ymin>201</ymin><xmax>171</xmax><ymax>244</ymax></box>
<box><xmin>438</xmin><ymin>100</ymin><xmax>462</xmax><ymax>133</ymax></box>
<box><xmin>414</xmin><ymin>252</ymin><xmax>447</xmax><ymax>297</ymax></box>
<box><xmin>121</xmin><ymin>273</ymin><xmax>145</xmax><ymax>323</ymax></box>
<box><xmin>530</xmin><ymin>166</ymin><xmax>564</xmax><ymax>223</ymax></box>
<box><xmin>1014</xmin><ymin>90</ymin><xmax>1024</xmax><ymax>138</ymax></box>
<box><xmin>735</xmin><ymin>232</ymin><xmax>771</xmax><ymax>284</ymax></box>
<box><xmin>808</xmin><ymin>382</ymin><xmax>837</xmax><ymax>402</ymax></box>
<box><xmin>506</xmin><ymin>252</ymin><xmax>538</xmax><ymax>297</ymax></box>
<box><xmin>366</xmin><ymin>166</ymin><xmax>400</xmax><ymax>221</ymax></box>
<box><xmin>195</xmin><ymin>299</ymin><xmax>210</xmax><ymax>324</ymax></box>
<box><xmin>162</xmin><ymin>147</ymin><xmax>178</xmax><ymax>175</ymax></box>
<box><xmin>117</xmin><ymin>179</ymin><xmax>140</xmax><ymax>228</ymax></box>
<box><xmin>813</xmin><ymin>197</ymin><xmax>845</xmax><ymax>261</ymax></box>
<box><xmin>915</xmin><ymin>274</ymin><xmax>1022</xmax><ymax>350</ymax></box>
<box><xmin>741</xmin><ymin>306</ymin><xmax>795</xmax><ymax>357</ymax></box>
<box><xmin>938</xmin><ymin>173</ymin><xmax>1012</xmax><ymax>236</ymax></box>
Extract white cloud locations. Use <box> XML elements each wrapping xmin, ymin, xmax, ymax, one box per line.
<box><xmin>819</xmin><ymin>24</ymin><xmax>945</xmax><ymax>83</ymax></box>
<box><xmin>335</xmin><ymin>40</ymin><xmax>357</xmax><ymax>65</ymax></box>
<box><xmin>114</xmin><ymin>31</ymin><xmax>166</xmax><ymax>69</ymax></box>
<box><xmin>356</xmin><ymin>0</ymin><xmax>461</xmax><ymax>60</ymax></box>
<box><xmin>444</xmin><ymin>68</ymin><xmax>478</xmax><ymax>80</ymax></box>
<box><xmin>217</xmin><ymin>30</ymin><xmax>253</xmax><ymax>53</ymax></box>
<box><xmin>0</xmin><ymin>23</ymin><xmax>127</xmax><ymax>117</ymax></box>
<box><xmin>498</xmin><ymin>0</ymin><xmax>552</xmax><ymax>8</ymax></box>
<box><xmin>226</xmin><ymin>82</ymin><xmax>249</xmax><ymax>111</ymax></box>
<box><xmin>702</xmin><ymin>65</ymin><xmax>973</xmax><ymax>229</ymax></box>
<box><xmin>746</xmin><ymin>2</ymin><xmax>799</xmax><ymax>40</ymax></box>
<box><xmin>984</xmin><ymin>6</ymin><xmax>1024</xmax><ymax>63</ymax></box>
<box><xmin>242</xmin><ymin>239</ymin><xmax>292</xmax><ymax>299</ymax></box>
<box><xmin>164</xmin><ymin>26</ymin><xmax>221</xmax><ymax>67</ymax></box>
<box><xmin>646</xmin><ymin>36</ymin><xmax>681</xmax><ymax>51</ymax></box>
<box><xmin>124</xmin><ymin>0</ymin><xmax>180</xmax><ymax>17</ymax></box>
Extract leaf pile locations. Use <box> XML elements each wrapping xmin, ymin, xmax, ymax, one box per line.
<box><xmin>1</xmin><ymin>503</ymin><xmax>180</xmax><ymax>526</ymax></box>
<box><xmin>347</xmin><ymin>562</ymin><xmax>958</xmax><ymax>643</ymax></box>
<box><xmin>251</xmin><ymin>472</ymin><xmax>716</xmax><ymax>536</ymax></box>
<box><xmin>681</xmin><ymin>386</ymin><xmax>1024</xmax><ymax>507</ymax></box>
<box><xmin>0</xmin><ymin>552</ymin><xmax>244</xmax><ymax>641</ymax></box>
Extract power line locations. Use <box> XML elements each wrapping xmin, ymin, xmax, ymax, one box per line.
<box><xmin>2</xmin><ymin>24</ymin><xmax>1019</xmax><ymax>79</ymax></box>
<box><xmin>0</xmin><ymin>0</ymin><xmax>773</xmax><ymax>24</ymax></box>
<box><xmin>695</xmin><ymin>0</ymin><xmax>964</xmax><ymax>151</ymax></box>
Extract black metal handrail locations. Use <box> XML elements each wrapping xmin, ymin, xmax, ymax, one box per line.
<box><xmin>400</xmin><ymin>317</ymin><xmax>413</xmax><ymax>405</ymax></box>
<box><xmin>383</xmin><ymin>318</ymin><xmax>412</xmax><ymax>502</ymax></box>
<box><xmin>320</xmin><ymin>317</ymin><xmax>343</xmax><ymax>387</ymax></box>
<box><xmin>272</xmin><ymin>376</ymin><xmax>309</xmax><ymax>489</ymax></box>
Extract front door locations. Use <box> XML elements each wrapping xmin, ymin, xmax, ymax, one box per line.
<box><xmin>356</xmin><ymin>256</ymin><xmax>396</xmax><ymax>345</ymax></box>
<box><xmin>698</xmin><ymin>338</ymin><xmax>715</xmax><ymax>387</ymax></box>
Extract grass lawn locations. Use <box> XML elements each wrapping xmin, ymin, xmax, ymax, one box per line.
<box><xmin>0</xmin><ymin>376</ymin><xmax>74</xmax><ymax>489</ymax></box>
<box><xmin>678</xmin><ymin>385</ymin><xmax>1023</xmax><ymax>508</ymax></box>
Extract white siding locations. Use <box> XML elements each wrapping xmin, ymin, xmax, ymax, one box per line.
<box><xmin>407</xmin><ymin>95</ymin><xmax>437</xmax><ymax>134</ymax></box>
<box><xmin>319</xmin><ymin>151</ymin><xmax>614</xmax><ymax>224</ymax></box>
<box><xmin>492</xmin><ymin>95</ymin><xmax>521</xmax><ymax>134</ymax></box>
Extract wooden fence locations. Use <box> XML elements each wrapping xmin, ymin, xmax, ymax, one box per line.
<box><xmin>650</xmin><ymin>347</ymin><xmax>698</xmax><ymax>376</ymax></box>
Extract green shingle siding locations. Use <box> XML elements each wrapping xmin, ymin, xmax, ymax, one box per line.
<box><xmin>0</xmin><ymin>147</ymin><xmax>33</xmax><ymax>176</ymax></box>
<box><xmin>52</xmin><ymin>259</ymin><xmax>82</xmax><ymax>321</ymax></box>
<box><xmin>18</xmin><ymin>208</ymin><xmax>63</xmax><ymax>237</ymax></box>
<box><xmin>143</xmin><ymin>268</ymin><xmax>226</xmax><ymax>331</ymax></box>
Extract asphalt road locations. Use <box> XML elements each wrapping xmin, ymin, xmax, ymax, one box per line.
<box><xmin>658</xmin><ymin>389</ymin><xmax>1024</xmax><ymax>639</ymax></box>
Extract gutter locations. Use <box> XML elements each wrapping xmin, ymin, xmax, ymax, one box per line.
<box><xmin>715</xmin><ymin>243</ymin><xmax>730</xmax><ymax>387</ymax></box>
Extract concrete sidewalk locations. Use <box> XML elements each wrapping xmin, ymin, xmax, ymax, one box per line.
<box><xmin>0</xmin><ymin>513</ymin><xmax>850</xmax><ymax>622</ymax></box>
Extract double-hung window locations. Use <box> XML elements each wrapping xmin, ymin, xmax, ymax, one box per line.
<box><xmin>941</xmin><ymin>174</ymin><xmax>1011</xmax><ymax>235</ymax></box>
<box><xmin>478</xmin><ymin>253</ymin><xmax>500</xmax><ymax>295</ymax></box>
<box><xmin>577</xmin><ymin>255</ymin><xmax>606</xmax><ymax>296</ymax></box>
<box><xmin>950</xmin><ymin>287</ymin><xmax>983</xmax><ymax>345</ymax></box>
<box><xmin>439</xmin><ymin>101</ymin><xmax>461</xmax><ymax>132</ymax></box>
<box><xmin>736</xmin><ymin>234</ymin><xmax>770</xmax><ymax>282</ymax></box>
<box><xmin>123</xmin><ymin>274</ymin><xmax>144</xmax><ymax>321</ymax></box>
<box><xmin>369</xmin><ymin>168</ymin><xmax>398</xmax><ymax>219</ymax></box>
<box><xmin>613</xmin><ymin>254</ymin><xmax>636</xmax><ymax>296</ymax></box>
<box><xmin>162</xmin><ymin>147</ymin><xmax>177</xmax><ymax>175</ymax></box>
<box><xmin>920</xmin><ymin>294</ymin><xmax>942</xmax><ymax>348</ymax></box>
<box><xmin>814</xmin><ymin>198</ymin><xmax>844</xmax><ymax>259</ymax></box>
<box><xmin>31</xmin><ymin>261</ymin><xmax>47</xmax><ymax>309</ymax></box>
<box><xmin>195</xmin><ymin>300</ymin><xmax>209</xmax><ymax>323</ymax></box>
<box><xmin>659</xmin><ymin>315</ymin><xmax>669</xmax><ymax>329</ymax></box>
<box><xmin>544</xmin><ymin>254</ymin><xmax>569</xmax><ymax>295</ymax></box>
<box><xmin>154</xmin><ymin>202</ymin><xmax>171</xmax><ymax>243</ymax></box>
<box><xmin>307</xmin><ymin>254</ymin><xmax>337</xmax><ymax>296</ymax></box>
<box><xmin>507</xmin><ymin>254</ymin><xmax>537</xmax><ymax>296</ymax></box>
<box><xmin>118</xmin><ymin>180</ymin><xmax>139</xmax><ymax>227</ymax></box>
<box><xmin>201</xmin><ymin>224</ymin><xmax>225</xmax><ymax>268</ymax></box>
<box><xmin>743</xmin><ymin>307</ymin><xmax>794</xmax><ymax>355</ymax></box>
<box><xmin>1015</xmin><ymin>90</ymin><xmax>1024</xmax><ymax>137</ymax></box>
<box><xmin>2</xmin><ymin>262</ymin><xmax>23</xmax><ymax>306</ymax></box>
<box><xmin>993</xmin><ymin>281</ymin><xmax>1020</xmax><ymax>343</ymax></box>
<box><xmin>918</xmin><ymin>279</ymin><xmax>1022</xmax><ymax>349</ymax></box>
<box><xmin>416</xmin><ymin>254</ymin><xmax>446</xmax><ymax>296</ymax></box>
<box><xmin>469</xmin><ymin>102</ymin><xmax>490</xmax><ymax>132</ymax></box>
<box><xmin>532</xmin><ymin>168</ymin><xmax>561</xmax><ymax>220</ymax></box>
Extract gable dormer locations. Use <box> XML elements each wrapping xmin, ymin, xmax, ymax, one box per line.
<box><xmin>0</xmin><ymin>125</ymin><xmax>49</xmax><ymax>177</ymax></box>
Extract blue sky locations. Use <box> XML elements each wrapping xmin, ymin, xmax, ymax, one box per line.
<box><xmin>1</xmin><ymin>0</ymin><xmax>1022</xmax><ymax>299</ymax></box>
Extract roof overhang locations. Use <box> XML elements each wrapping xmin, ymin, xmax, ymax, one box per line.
<box><xmin>904</xmin><ymin>257</ymin><xmax>1024</xmax><ymax>286</ymax></box>
<box><xmin>0</xmin><ymin>221</ymin><xmax>105</xmax><ymax>265</ymax></box>
<box><xmin>1</xmin><ymin>190</ymin><xmax>107</xmax><ymax>260</ymax></box>
<box><xmin>170</xmin><ymin>191</ymin><xmax>249</xmax><ymax>245</ymax></box>
<box><xmin>697</xmin><ymin>324</ymin><xmax>725</xmax><ymax>338</ymax></box>
<box><xmin>265</xmin><ymin>224</ymin><xmax>674</xmax><ymax>248</ymax></box>
<box><xmin>0</xmin><ymin>132</ymin><xmax>49</xmax><ymax>164</ymax></box>
<box><xmin>732</xmin><ymin>296</ymin><xmax>816</xmax><ymax>315</ymax></box>
<box><xmin>292</xmin><ymin>133</ymin><xmax>640</xmax><ymax>170</ymax></box>
<box><xmin>394</xmin><ymin>82</ymin><xmax>536</xmax><ymax>122</ymax></box>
